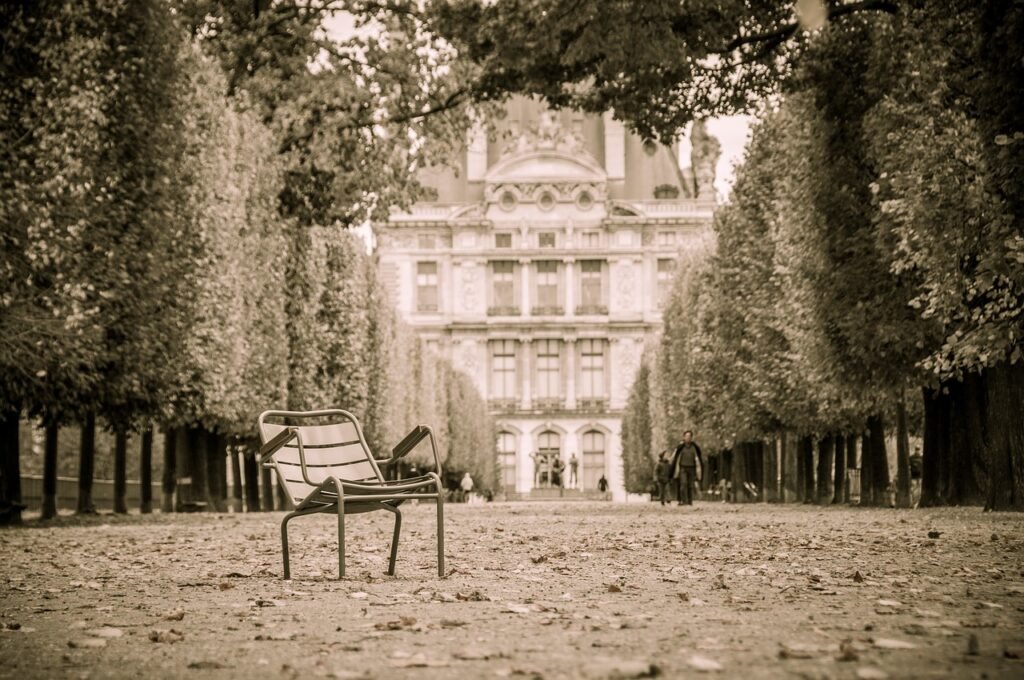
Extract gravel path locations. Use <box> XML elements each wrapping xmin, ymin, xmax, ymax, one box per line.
<box><xmin>1</xmin><ymin>501</ymin><xmax>1022</xmax><ymax>679</ymax></box>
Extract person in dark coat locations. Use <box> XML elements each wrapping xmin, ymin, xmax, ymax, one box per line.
<box><xmin>654</xmin><ymin>450</ymin><xmax>672</xmax><ymax>505</ymax></box>
<box><xmin>671</xmin><ymin>430</ymin><xmax>703</xmax><ymax>506</ymax></box>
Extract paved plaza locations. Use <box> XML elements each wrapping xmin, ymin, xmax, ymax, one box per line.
<box><xmin>1</xmin><ymin>502</ymin><xmax>1023</xmax><ymax>679</ymax></box>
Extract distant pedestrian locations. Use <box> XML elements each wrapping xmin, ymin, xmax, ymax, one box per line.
<box><xmin>671</xmin><ymin>430</ymin><xmax>703</xmax><ymax>506</ymax></box>
<box><xmin>568</xmin><ymin>453</ymin><xmax>579</xmax><ymax>488</ymax></box>
<box><xmin>909</xmin><ymin>445</ymin><xmax>923</xmax><ymax>506</ymax></box>
<box><xmin>597</xmin><ymin>475</ymin><xmax>608</xmax><ymax>493</ymax></box>
<box><xmin>460</xmin><ymin>472</ymin><xmax>474</xmax><ymax>502</ymax></box>
<box><xmin>654</xmin><ymin>451</ymin><xmax>672</xmax><ymax>505</ymax></box>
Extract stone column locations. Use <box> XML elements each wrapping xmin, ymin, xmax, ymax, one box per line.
<box><xmin>563</xmin><ymin>257</ymin><xmax>575</xmax><ymax>317</ymax></box>
<box><xmin>519</xmin><ymin>258</ymin><xmax>531</xmax><ymax>317</ymax></box>
<box><xmin>565</xmin><ymin>338</ymin><xmax>577</xmax><ymax>410</ymax></box>
<box><xmin>519</xmin><ymin>430</ymin><xmax>533</xmax><ymax>493</ymax></box>
<box><xmin>519</xmin><ymin>338</ymin><xmax>532</xmax><ymax>411</ymax></box>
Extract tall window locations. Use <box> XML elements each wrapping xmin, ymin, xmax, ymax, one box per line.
<box><xmin>538</xmin><ymin>232</ymin><xmax>556</xmax><ymax>248</ymax></box>
<box><xmin>578</xmin><ymin>339</ymin><xmax>606</xmax><ymax>400</ymax></box>
<box><xmin>416</xmin><ymin>262</ymin><xmax>438</xmax><ymax>312</ymax></box>
<box><xmin>657</xmin><ymin>258</ymin><xmax>676</xmax><ymax>308</ymax></box>
<box><xmin>535</xmin><ymin>261</ymin><xmax>559</xmax><ymax>309</ymax></box>
<box><xmin>534</xmin><ymin>339</ymin><xmax>561</xmax><ymax>400</ymax></box>
<box><xmin>418</xmin><ymin>233</ymin><xmax>435</xmax><ymax>249</ymax></box>
<box><xmin>497</xmin><ymin>431</ymin><xmax>517</xmax><ymax>490</ymax></box>
<box><xmin>581</xmin><ymin>231</ymin><xmax>600</xmax><ymax>248</ymax></box>
<box><xmin>490</xmin><ymin>340</ymin><xmax>517</xmax><ymax>400</ymax></box>
<box><xmin>490</xmin><ymin>261</ymin><xmax>515</xmax><ymax>309</ymax></box>
<box><xmin>657</xmin><ymin>231</ymin><xmax>676</xmax><ymax>246</ymax></box>
<box><xmin>536</xmin><ymin>430</ymin><xmax>560</xmax><ymax>487</ymax></box>
<box><xmin>582</xmin><ymin>430</ymin><xmax>606</xmax><ymax>490</ymax></box>
<box><xmin>495</xmin><ymin>233</ymin><xmax>512</xmax><ymax>248</ymax></box>
<box><xmin>579</xmin><ymin>260</ymin><xmax>604</xmax><ymax>310</ymax></box>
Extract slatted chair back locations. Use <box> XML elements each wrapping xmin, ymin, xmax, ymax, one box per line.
<box><xmin>258</xmin><ymin>410</ymin><xmax>384</xmax><ymax>507</ymax></box>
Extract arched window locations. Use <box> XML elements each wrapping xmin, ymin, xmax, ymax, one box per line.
<box><xmin>497</xmin><ymin>431</ymin><xmax>517</xmax><ymax>490</ymax></box>
<box><xmin>581</xmin><ymin>430</ymin><xmax>606</xmax><ymax>491</ymax></box>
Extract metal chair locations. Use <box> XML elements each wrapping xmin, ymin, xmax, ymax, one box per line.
<box><xmin>257</xmin><ymin>409</ymin><xmax>445</xmax><ymax>579</ymax></box>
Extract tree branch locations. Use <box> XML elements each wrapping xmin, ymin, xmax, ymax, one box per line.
<box><xmin>714</xmin><ymin>0</ymin><xmax>901</xmax><ymax>55</ymax></box>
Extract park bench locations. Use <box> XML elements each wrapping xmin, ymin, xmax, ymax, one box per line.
<box><xmin>258</xmin><ymin>409</ymin><xmax>445</xmax><ymax>580</ymax></box>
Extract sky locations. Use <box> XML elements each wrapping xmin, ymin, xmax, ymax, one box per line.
<box><xmin>704</xmin><ymin>116</ymin><xmax>752</xmax><ymax>200</ymax></box>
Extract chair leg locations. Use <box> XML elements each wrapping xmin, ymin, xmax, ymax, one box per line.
<box><xmin>336</xmin><ymin>502</ymin><xmax>346</xmax><ymax>579</ymax></box>
<box><xmin>281</xmin><ymin>511</ymin><xmax>299</xmax><ymax>580</ymax></box>
<box><xmin>383</xmin><ymin>504</ymin><xmax>402</xmax><ymax>576</ymax></box>
<box><xmin>436</xmin><ymin>491</ymin><xmax>445</xmax><ymax>578</ymax></box>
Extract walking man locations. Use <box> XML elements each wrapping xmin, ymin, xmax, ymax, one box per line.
<box><xmin>671</xmin><ymin>430</ymin><xmax>703</xmax><ymax>506</ymax></box>
<box><xmin>568</xmin><ymin>453</ymin><xmax>579</xmax><ymax>488</ymax></box>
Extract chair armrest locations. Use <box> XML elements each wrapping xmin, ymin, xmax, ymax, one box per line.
<box><xmin>391</xmin><ymin>425</ymin><xmax>429</xmax><ymax>459</ymax></box>
<box><xmin>389</xmin><ymin>425</ymin><xmax>442</xmax><ymax>476</ymax></box>
<box><xmin>260</xmin><ymin>427</ymin><xmax>297</xmax><ymax>465</ymax></box>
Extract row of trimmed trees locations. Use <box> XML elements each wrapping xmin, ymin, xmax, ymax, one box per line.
<box><xmin>0</xmin><ymin>1</ymin><xmax>494</xmax><ymax>523</ymax></box>
<box><xmin>623</xmin><ymin>5</ymin><xmax>1023</xmax><ymax>510</ymax></box>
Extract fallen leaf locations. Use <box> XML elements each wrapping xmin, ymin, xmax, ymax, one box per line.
<box><xmin>148</xmin><ymin>629</ymin><xmax>184</xmax><ymax>643</ymax></box>
<box><xmin>837</xmin><ymin>639</ymin><xmax>859</xmax><ymax>662</ymax></box>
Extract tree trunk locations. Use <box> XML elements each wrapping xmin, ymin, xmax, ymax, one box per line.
<box><xmin>76</xmin><ymin>412</ymin><xmax>97</xmax><ymax>514</ymax></box>
<box><xmin>260</xmin><ymin>464</ymin><xmax>274</xmax><ymax>511</ymax></box>
<box><xmin>895</xmin><ymin>397</ymin><xmax>912</xmax><ymax>508</ymax></box>
<box><xmin>782</xmin><ymin>433</ymin><xmax>799</xmax><ymax>502</ymax></box>
<box><xmin>205</xmin><ymin>430</ymin><xmax>225</xmax><ymax>512</ymax></box>
<box><xmin>0</xmin><ymin>408</ymin><xmax>24</xmax><ymax>526</ymax></box>
<box><xmin>921</xmin><ymin>387</ymin><xmax>944</xmax><ymax>506</ymax></box>
<box><xmin>243</xmin><ymin>444</ymin><xmax>260</xmax><ymax>512</ymax></box>
<box><xmin>750</xmin><ymin>442</ymin><xmax>764</xmax><ymax>500</ymax></box>
<box><xmin>863</xmin><ymin>414</ymin><xmax>890</xmax><ymax>507</ymax></box>
<box><xmin>181</xmin><ymin>426</ymin><xmax>206</xmax><ymax>510</ymax></box>
<box><xmin>113</xmin><ymin>428</ymin><xmax>128</xmax><ymax>514</ymax></box>
<box><xmin>41</xmin><ymin>423</ymin><xmax>59</xmax><ymax>519</ymax></box>
<box><xmin>276</xmin><ymin>474</ymin><xmax>290</xmax><ymax>509</ymax></box>
<box><xmin>140</xmin><ymin>428</ymin><xmax>153</xmax><ymax>514</ymax></box>
<box><xmin>217</xmin><ymin>435</ymin><xmax>229</xmax><ymax>510</ymax></box>
<box><xmin>799</xmin><ymin>436</ymin><xmax>815</xmax><ymax>503</ymax></box>
<box><xmin>161</xmin><ymin>427</ymin><xmax>177</xmax><ymax>513</ymax></box>
<box><xmin>229</xmin><ymin>440</ymin><xmax>243</xmax><ymax>512</ymax></box>
<box><xmin>832</xmin><ymin>434</ymin><xmax>846</xmax><ymax>504</ymax></box>
<box><xmin>949</xmin><ymin>374</ymin><xmax>988</xmax><ymax>505</ymax></box>
<box><xmin>845</xmin><ymin>435</ymin><xmax>857</xmax><ymax>503</ymax></box>
<box><xmin>984</xmin><ymin>361</ymin><xmax>1024</xmax><ymax>510</ymax></box>
<box><xmin>817</xmin><ymin>435</ymin><xmax>833</xmax><ymax>504</ymax></box>
<box><xmin>763</xmin><ymin>438</ymin><xmax>778</xmax><ymax>502</ymax></box>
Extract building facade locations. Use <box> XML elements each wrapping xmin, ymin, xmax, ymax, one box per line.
<box><xmin>376</xmin><ymin>99</ymin><xmax>718</xmax><ymax>500</ymax></box>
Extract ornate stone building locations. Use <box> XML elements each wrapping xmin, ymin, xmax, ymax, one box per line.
<box><xmin>375</xmin><ymin>98</ymin><xmax>718</xmax><ymax>500</ymax></box>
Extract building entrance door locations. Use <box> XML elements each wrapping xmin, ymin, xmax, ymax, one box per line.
<box><xmin>535</xmin><ymin>431</ymin><xmax>561</xmax><ymax>488</ymax></box>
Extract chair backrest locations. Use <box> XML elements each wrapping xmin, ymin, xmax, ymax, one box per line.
<box><xmin>258</xmin><ymin>409</ymin><xmax>383</xmax><ymax>505</ymax></box>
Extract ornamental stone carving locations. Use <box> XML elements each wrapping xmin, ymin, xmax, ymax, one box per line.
<box><xmin>484</xmin><ymin>181</ymin><xmax>606</xmax><ymax>206</ymax></box>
